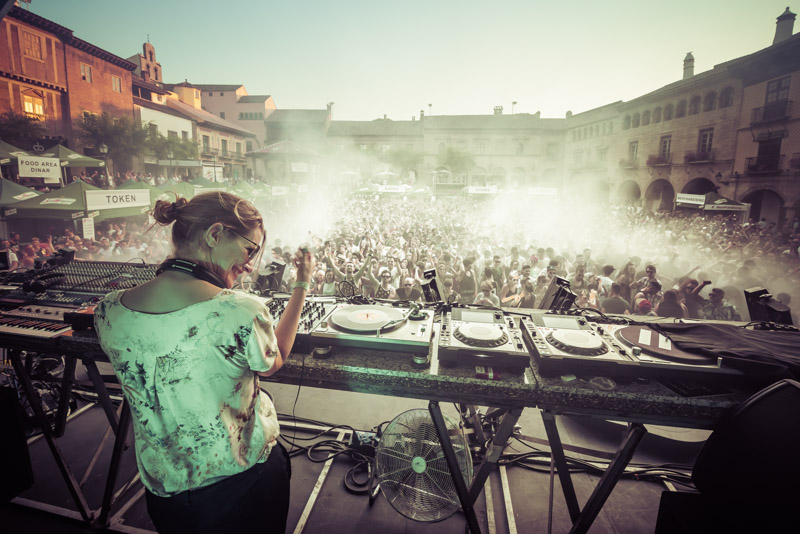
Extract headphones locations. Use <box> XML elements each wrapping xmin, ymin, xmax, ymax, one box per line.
<box><xmin>22</xmin><ymin>272</ymin><xmax>66</xmax><ymax>293</ymax></box>
<box><xmin>156</xmin><ymin>258</ymin><xmax>226</xmax><ymax>289</ymax></box>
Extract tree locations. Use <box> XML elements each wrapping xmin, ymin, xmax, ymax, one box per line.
<box><xmin>381</xmin><ymin>147</ymin><xmax>423</xmax><ymax>182</ymax></box>
<box><xmin>0</xmin><ymin>111</ymin><xmax>48</xmax><ymax>149</ymax></box>
<box><xmin>437</xmin><ymin>147</ymin><xmax>475</xmax><ymax>175</ymax></box>
<box><xmin>78</xmin><ymin>112</ymin><xmax>148</xmax><ymax>172</ymax></box>
<box><xmin>144</xmin><ymin>131</ymin><xmax>198</xmax><ymax>160</ymax></box>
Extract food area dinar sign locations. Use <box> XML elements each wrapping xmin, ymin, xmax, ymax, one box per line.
<box><xmin>18</xmin><ymin>156</ymin><xmax>62</xmax><ymax>184</ymax></box>
<box><xmin>85</xmin><ymin>189</ymin><xmax>151</xmax><ymax>210</ymax></box>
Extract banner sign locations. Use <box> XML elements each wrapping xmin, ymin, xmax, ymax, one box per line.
<box><xmin>676</xmin><ymin>193</ymin><xmax>705</xmax><ymax>206</ymax></box>
<box><xmin>12</xmin><ymin>192</ymin><xmax>39</xmax><ymax>201</ymax></box>
<box><xmin>82</xmin><ymin>217</ymin><xmax>95</xmax><ymax>241</ymax></box>
<box><xmin>85</xmin><ymin>189</ymin><xmax>150</xmax><ymax>210</ymax></box>
<box><xmin>377</xmin><ymin>184</ymin><xmax>408</xmax><ymax>193</ymax></box>
<box><xmin>202</xmin><ymin>164</ymin><xmax>224</xmax><ymax>182</ymax></box>
<box><xmin>18</xmin><ymin>156</ymin><xmax>61</xmax><ymax>183</ymax></box>
<box><xmin>41</xmin><ymin>197</ymin><xmax>76</xmax><ymax>205</ymax></box>
<box><xmin>466</xmin><ymin>185</ymin><xmax>497</xmax><ymax>194</ymax></box>
<box><xmin>4</xmin><ymin>208</ymin><xmax>16</xmax><ymax>216</ymax></box>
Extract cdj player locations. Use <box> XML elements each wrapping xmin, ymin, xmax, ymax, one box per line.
<box><xmin>438</xmin><ymin>308</ymin><xmax>531</xmax><ymax>372</ymax></box>
<box><xmin>520</xmin><ymin>314</ymin><xmax>746</xmax><ymax>384</ymax></box>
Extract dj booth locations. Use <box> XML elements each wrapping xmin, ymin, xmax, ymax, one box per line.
<box><xmin>1</xmin><ymin>260</ymin><xmax>795</xmax><ymax>533</ymax></box>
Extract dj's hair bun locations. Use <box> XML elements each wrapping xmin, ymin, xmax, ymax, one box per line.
<box><xmin>152</xmin><ymin>196</ymin><xmax>189</xmax><ymax>224</ymax></box>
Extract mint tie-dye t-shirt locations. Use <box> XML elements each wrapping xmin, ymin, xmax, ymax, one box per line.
<box><xmin>94</xmin><ymin>289</ymin><xmax>281</xmax><ymax>497</ymax></box>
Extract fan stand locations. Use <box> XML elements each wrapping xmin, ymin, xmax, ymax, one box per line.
<box><xmin>427</xmin><ymin>401</ymin><xmax>524</xmax><ymax>534</ymax></box>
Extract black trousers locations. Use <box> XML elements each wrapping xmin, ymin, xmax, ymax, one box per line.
<box><xmin>145</xmin><ymin>442</ymin><xmax>291</xmax><ymax>534</ymax></box>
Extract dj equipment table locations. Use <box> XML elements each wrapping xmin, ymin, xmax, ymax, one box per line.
<box><xmin>3</xmin><ymin>310</ymin><xmax>758</xmax><ymax>534</ymax></box>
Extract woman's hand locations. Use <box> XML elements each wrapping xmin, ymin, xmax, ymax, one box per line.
<box><xmin>294</xmin><ymin>248</ymin><xmax>316</xmax><ymax>284</ymax></box>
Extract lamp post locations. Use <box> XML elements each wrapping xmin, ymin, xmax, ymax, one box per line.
<box><xmin>98</xmin><ymin>143</ymin><xmax>108</xmax><ymax>187</ymax></box>
<box><xmin>167</xmin><ymin>150</ymin><xmax>174</xmax><ymax>180</ymax></box>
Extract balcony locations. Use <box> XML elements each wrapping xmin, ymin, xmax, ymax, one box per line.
<box><xmin>684</xmin><ymin>151</ymin><xmax>715</xmax><ymax>164</ymax></box>
<box><xmin>790</xmin><ymin>153</ymin><xmax>800</xmax><ymax>171</ymax></box>
<box><xmin>201</xmin><ymin>146</ymin><xmax>219</xmax><ymax>156</ymax></box>
<box><xmin>618</xmin><ymin>158</ymin><xmax>639</xmax><ymax>169</ymax></box>
<box><xmin>646</xmin><ymin>154</ymin><xmax>672</xmax><ymax>167</ymax></box>
<box><xmin>750</xmin><ymin>100</ymin><xmax>791</xmax><ymax>124</ymax></box>
<box><xmin>745</xmin><ymin>154</ymin><xmax>785</xmax><ymax>175</ymax></box>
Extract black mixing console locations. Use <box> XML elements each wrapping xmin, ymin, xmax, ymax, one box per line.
<box><xmin>265</xmin><ymin>296</ymin><xmax>338</xmax><ymax>352</ymax></box>
<box><xmin>0</xmin><ymin>261</ymin><xmax>158</xmax><ymax>309</ymax></box>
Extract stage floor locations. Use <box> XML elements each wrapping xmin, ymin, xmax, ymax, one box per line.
<box><xmin>1</xmin><ymin>379</ymin><xmax>710</xmax><ymax>533</ymax></box>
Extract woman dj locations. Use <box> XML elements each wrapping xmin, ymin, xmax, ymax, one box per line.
<box><xmin>94</xmin><ymin>192</ymin><xmax>314</xmax><ymax>534</ymax></box>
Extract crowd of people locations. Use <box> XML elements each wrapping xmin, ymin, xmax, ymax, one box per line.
<box><xmin>3</xmin><ymin>191</ymin><xmax>800</xmax><ymax>324</ymax></box>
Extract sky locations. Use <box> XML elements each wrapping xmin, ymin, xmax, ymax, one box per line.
<box><xmin>23</xmin><ymin>0</ymin><xmax>798</xmax><ymax>121</ymax></box>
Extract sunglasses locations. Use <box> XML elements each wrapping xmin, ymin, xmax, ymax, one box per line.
<box><xmin>226</xmin><ymin>228</ymin><xmax>261</xmax><ymax>261</ymax></box>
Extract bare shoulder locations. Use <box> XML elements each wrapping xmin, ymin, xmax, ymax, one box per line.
<box><xmin>120</xmin><ymin>275</ymin><xmax>219</xmax><ymax>314</ymax></box>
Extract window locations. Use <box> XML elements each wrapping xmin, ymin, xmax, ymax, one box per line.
<box><xmin>628</xmin><ymin>141</ymin><xmax>638</xmax><ymax>162</ymax></box>
<box><xmin>208</xmin><ymin>92</ymin><xmax>213</xmax><ymax>96</ymax></box>
<box><xmin>195</xmin><ymin>90</ymin><xmax>200</xmax><ymax>99</ymax></box>
<box><xmin>80</xmin><ymin>63</ymin><xmax>93</xmax><ymax>83</ymax></box>
<box><xmin>246</xmin><ymin>141</ymin><xmax>253</xmax><ymax>153</ymax></box>
<box><xmin>675</xmin><ymin>100</ymin><xmax>687</xmax><ymax>118</ymax></box>
<box><xmin>642</xmin><ymin>110</ymin><xmax>651</xmax><ymax>126</ymax></box>
<box><xmin>698</xmin><ymin>128</ymin><xmax>714</xmax><ymax>155</ymax></box>
<box><xmin>148</xmin><ymin>51</ymin><xmax>154</xmax><ymax>61</ymax></box>
<box><xmin>477</xmin><ymin>143</ymin><xmax>484</xmax><ymax>155</ymax></box>
<box><xmin>623</xmin><ymin>115</ymin><xmax>631</xmax><ymax>129</ymax></box>
<box><xmin>664</xmin><ymin>103</ymin><xmax>674</xmax><ymax>120</ymax></box>
<box><xmin>238</xmin><ymin>112</ymin><xmax>244</xmax><ymax>119</ymax></box>
<box><xmin>22</xmin><ymin>31</ymin><xmax>43</xmax><ymax>60</ymax></box>
<box><xmin>765</xmin><ymin>76</ymin><xmax>791</xmax><ymax>104</ymax></box>
<box><xmin>154</xmin><ymin>67</ymin><xmax>159</xmax><ymax>80</ymax></box>
<box><xmin>221</xmin><ymin>139</ymin><xmax>228</xmax><ymax>155</ymax></box>
<box><xmin>220</xmin><ymin>112</ymin><xmax>225</xmax><ymax>119</ymax></box>
<box><xmin>653</xmin><ymin>107</ymin><xmax>662</xmax><ymax>123</ymax></box>
<box><xmin>219</xmin><ymin>92</ymin><xmax>224</xmax><ymax>96</ymax></box>
<box><xmin>82</xmin><ymin>111</ymin><xmax>97</xmax><ymax>124</ymax></box>
<box><xmin>236</xmin><ymin>142</ymin><xmax>241</xmax><ymax>154</ymax></box>
<box><xmin>689</xmin><ymin>96</ymin><xmax>701</xmax><ymax>115</ymax></box>
<box><xmin>632</xmin><ymin>113</ymin><xmax>640</xmax><ymax>128</ymax></box>
<box><xmin>182</xmin><ymin>131</ymin><xmax>188</xmax><ymax>141</ymax></box>
<box><xmin>112</xmin><ymin>75</ymin><xmax>122</xmax><ymax>93</ymax></box>
<box><xmin>381</xmin><ymin>144</ymin><xmax>391</xmax><ymax>152</ymax></box>
<box><xmin>597</xmin><ymin>148</ymin><xmax>607</xmax><ymax>162</ymax></box>
<box><xmin>148</xmin><ymin>123</ymin><xmax>158</xmax><ymax>136</ymax></box>
<box><xmin>719</xmin><ymin>87</ymin><xmax>734</xmax><ymax>108</ymax></box>
<box><xmin>23</xmin><ymin>94</ymin><xmax>44</xmax><ymax>116</ymax></box>
<box><xmin>167</xmin><ymin>130</ymin><xmax>178</xmax><ymax>139</ymax></box>
<box><xmin>659</xmin><ymin>135</ymin><xmax>672</xmax><ymax>158</ymax></box>
<box><xmin>704</xmin><ymin>92</ymin><xmax>717</xmax><ymax>112</ymax></box>
<box><xmin>202</xmin><ymin>135</ymin><xmax>210</xmax><ymax>152</ymax></box>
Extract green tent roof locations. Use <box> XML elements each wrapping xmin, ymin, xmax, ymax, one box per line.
<box><xmin>157</xmin><ymin>180</ymin><xmax>196</xmax><ymax>201</ymax></box>
<box><xmin>6</xmin><ymin>180</ymin><xmax>147</xmax><ymax>220</ymax></box>
<box><xmin>0</xmin><ymin>178</ymin><xmax>40</xmax><ymax>207</ymax></box>
<box><xmin>0</xmin><ymin>140</ymin><xmax>32</xmax><ymax>164</ymax></box>
<box><xmin>37</xmin><ymin>144</ymin><xmax>105</xmax><ymax>168</ymax></box>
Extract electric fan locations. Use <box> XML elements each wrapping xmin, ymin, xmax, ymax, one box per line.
<box><xmin>374</xmin><ymin>408</ymin><xmax>473</xmax><ymax>522</ymax></box>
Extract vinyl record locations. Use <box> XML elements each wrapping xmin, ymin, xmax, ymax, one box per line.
<box><xmin>615</xmin><ymin>326</ymin><xmax>715</xmax><ymax>364</ymax></box>
<box><xmin>328</xmin><ymin>305</ymin><xmax>407</xmax><ymax>333</ymax></box>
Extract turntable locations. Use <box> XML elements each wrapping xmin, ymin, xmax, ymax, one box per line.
<box><xmin>521</xmin><ymin>314</ymin><xmax>746</xmax><ymax>383</ymax></box>
<box><xmin>310</xmin><ymin>304</ymin><xmax>434</xmax><ymax>354</ymax></box>
<box><xmin>438</xmin><ymin>308</ymin><xmax>531</xmax><ymax>372</ymax></box>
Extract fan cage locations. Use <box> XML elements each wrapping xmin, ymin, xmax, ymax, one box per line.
<box><xmin>375</xmin><ymin>408</ymin><xmax>473</xmax><ymax>522</ymax></box>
